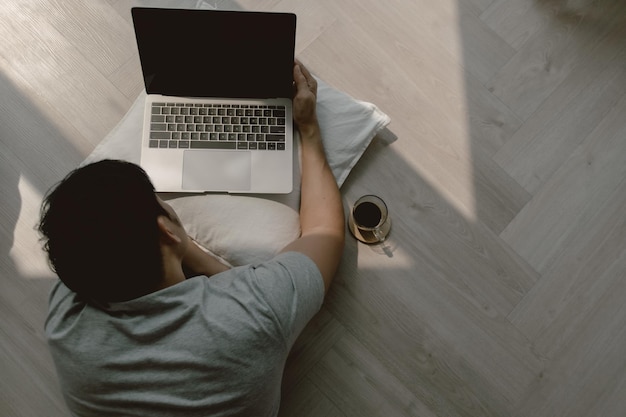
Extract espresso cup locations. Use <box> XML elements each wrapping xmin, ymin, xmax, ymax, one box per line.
<box><xmin>349</xmin><ymin>195</ymin><xmax>391</xmax><ymax>244</ymax></box>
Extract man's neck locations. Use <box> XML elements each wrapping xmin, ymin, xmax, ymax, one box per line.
<box><xmin>156</xmin><ymin>256</ymin><xmax>186</xmax><ymax>291</ymax></box>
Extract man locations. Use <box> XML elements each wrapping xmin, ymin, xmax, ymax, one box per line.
<box><xmin>39</xmin><ymin>61</ymin><xmax>345</xmax><ymax>417</ymax></box>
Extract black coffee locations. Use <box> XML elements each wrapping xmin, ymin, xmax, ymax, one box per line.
<box><xmin>353</xmin><ymin>201</ymin><xmax>382</xmax><ymax>228</ymax></box>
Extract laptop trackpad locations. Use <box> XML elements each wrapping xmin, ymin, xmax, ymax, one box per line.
<box><xmin>182</xmin><ymin>150</ymin><xmax>251</xmax><ymax>192</ymax></box>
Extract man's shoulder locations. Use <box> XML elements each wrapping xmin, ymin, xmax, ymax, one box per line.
<box><xmin>248</xmin><ymin>252</ymin><xmax>323</xmax><ymax>291</ymax></box>
<box><xmin>243</xmin><ymin>252</ymin><xmax>325</xmax><ymax>344</ymax></box>
<box><xmin>255</xmin><ymin>251</ymin><xmax>322</xmax><ymax>273</ymax></box>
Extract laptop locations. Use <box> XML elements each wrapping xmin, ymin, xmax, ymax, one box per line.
<box><xmin>131</xmin><ymin>7</ymin><xmax>296</xmax><ymax>194</ymax></box>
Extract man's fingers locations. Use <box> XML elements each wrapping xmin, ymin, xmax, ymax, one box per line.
<box><xmin>294</xmin><ymin>64</ymin><xmax>306</xmax><ymax>86</ymax></box>
<box><xmin>296</xmin><ymin>60</ymin><xmax>313</xmax><ymax>80</ymax></box>
<box><xmin>294</xmin><ymin>61</ymin><xmax>317</xmax><ymax>92</ymax></box>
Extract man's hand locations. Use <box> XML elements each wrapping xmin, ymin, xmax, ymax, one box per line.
<box><xmin>293</xmin><ymin>61</ymin><xmax>319</xmax><ymax>135</ymax></box>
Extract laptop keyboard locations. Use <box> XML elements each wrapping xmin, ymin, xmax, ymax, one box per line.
<box><xmin>148</xmin><ymin>103</ymin><xmax>287</xmax><ymax>151</ymax></box>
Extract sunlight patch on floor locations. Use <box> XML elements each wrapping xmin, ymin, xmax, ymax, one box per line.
<box><xmin>432</xmin><ymin>0</ymin><xmax>476</xmax><ymax>223</ymax></box>
<box><xmin>392</xmin><ymin>0</ymin><xmax>477</xmax><ymax>222</ymax></box>
<box><xmin>357</xmin><ymin>242</ymin><xmax>414</xmax><ymax>270</ymax></box>
<box><xmin>10</xmin><ymin>174</ymin><xmax>55</xmax><ymax>280</ymax></box>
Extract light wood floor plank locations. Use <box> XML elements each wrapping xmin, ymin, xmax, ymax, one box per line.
<box><xmin>486</xmin><ymin>0</ymin><xmax>626</xmax><ymax>121</ymax></box>
<box><xmin>456</xmin><ymin>4</ymin><xmax>517</xmax><ymax>86</ymax></box>
<box><xmin>108</xmin><ymin>54</ymin><xmax>144</xmax><ymax>100</ymax></box>
<box><xmin>0</xmin><ymin>2</ymin><xmax>132</xmax><ymax>146</ymax></box>
<box><xmin>462</xmin><ymin>69</ymin><xmax>523</xmax><ymax>158</ymax></box>
<box><xmin>3</xmin><ymin>0</ymin><xmax>626</xmax><ymax>416</ymax></box>
<box><xmin>509</xmin><ymin>175</ymin><xmax>626</xmax><ymax>347</ymax></box>
<box><xmin>309</xmin><ymin>332</ymin><xmax>438</xmax><ymax>417</ymax></box>
<box><xmin>281</xmin><ymin>309</ymin><xmax>345</xmax><ymax>397</ymax></box>
<box><xmin>587</xmin><ymin>371</ymin><xmax>626</xmax><ymax>417</ymax></box>
<box><xmin>278</xmin><ymin>377</ymin><xmax>346</xmax><ymax>417</ymax></box>
<box><xmin>326</xmin><ymin>270</ymin><xmax>524</xmax><ymax>417</ymax></box>
<box><xmin>501</xmin><ymin>89</ymin><xmax>626</xmax><ymax>273</ymax></box>
<box><xmin>0</xmin><ymin>63</ymin><xmax>90</xmax><ymax>181</ymax></box>
<box><xmin>513</xmin><ymin>250</ymin><xmax>626</xmax><ymax>417</ymax></box>
<box><xmin>22</xmin><ymin>0</ymin><xmax>136</xmax><ymax>78</ymax></box>
<box><xmin>493</xmin><ymin>19</ymin><xmax>626</xmax><ymax>194</ymax></box>
<box><xmin>272</xmin><ymin>0</ymin><xmax>338</xmax><ymax>55</ymax></box>
<box><xmin>459</xmin><ymin>0</ymin><xmax>496</xmax><ymax>17</ymax></box>
<box><xmin>481</xmin><ymin>0</ymin><xmax>553</xmax><ymax>50</ymax></box>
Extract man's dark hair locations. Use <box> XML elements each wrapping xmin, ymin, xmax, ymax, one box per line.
<box><xmin>38</xmin><ymin>160</ymin><xmax>168</xmax><ymax>303</ymax></box>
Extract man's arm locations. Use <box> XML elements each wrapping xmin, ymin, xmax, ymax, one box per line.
<box><xmin>279</xmin><ymin>62</ymin><xmax>345</xmax><ymax>294</ymax></box>
<box><xmin>182</xmin><ymin>238</ymin><xmax>231</xmax><ymax>278</ymax></box>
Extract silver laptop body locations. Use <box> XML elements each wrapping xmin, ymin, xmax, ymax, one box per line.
<box><xmin>132</xmin><ymin>7</ymin><xmax>296</xmax><ymax>193</ymax></box>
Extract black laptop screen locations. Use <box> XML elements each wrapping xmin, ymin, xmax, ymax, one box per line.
<box><xmin>131</xmin><ymin>8</ymin><xmax>296</xmax><ymax>99</ymax></box>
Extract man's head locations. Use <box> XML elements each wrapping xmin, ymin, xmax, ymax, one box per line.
<box><xmin>38</xmin><ymin>160</ymin><xmax>171</xmax><ymax>303</ymax></box>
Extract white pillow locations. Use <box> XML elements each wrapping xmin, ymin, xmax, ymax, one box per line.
<box><xmin>83</xmin><ymin>77</ymin><xmax>390</xmax><ymax>265</ymax></box>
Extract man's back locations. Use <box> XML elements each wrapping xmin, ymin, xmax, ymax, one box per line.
<box><xmin>45</xmin><ymin>252</ymin><xmax>323</xmax><ymax>417</ymax></box>
<box><xmin>40</xmin><ymin>61</ymin><xmax>343</xmax><ymax>416</ymax></box>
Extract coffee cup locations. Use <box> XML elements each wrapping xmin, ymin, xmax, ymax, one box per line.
<box><xmin>348</xmin><ymin>195</ymin><xmax>391</xmax><ymax>244</ymax></box>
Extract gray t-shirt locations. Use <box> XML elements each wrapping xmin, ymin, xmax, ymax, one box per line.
<box><xmin>45</xmin><ymin>252</ymin><xmax>324</xmax><ymax>417</ymax></box>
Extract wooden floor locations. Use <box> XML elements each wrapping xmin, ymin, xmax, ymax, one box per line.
<box><xmin>2</xmin><ymin>0</ymin><xmax>626</xmax><ymax>415</ymax></box>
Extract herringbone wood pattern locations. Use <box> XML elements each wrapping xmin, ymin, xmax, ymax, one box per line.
<box><xmin>2</xmin><ymin>0</ymin><xmax>626</xmax><ymax>416</ymax></box>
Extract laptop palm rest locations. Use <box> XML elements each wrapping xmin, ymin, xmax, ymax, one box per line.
<box><xmin>182</xmin><ymin>150</ymin><xmax>251</xmax><ymax>192</ymax></box>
